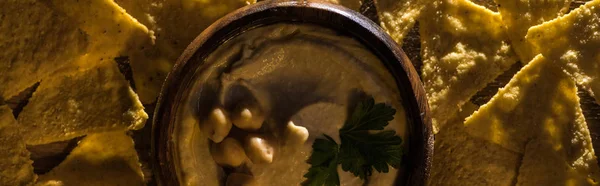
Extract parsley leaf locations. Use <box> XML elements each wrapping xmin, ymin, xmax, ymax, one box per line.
<box><xmin>338</xmin><ymin>97</ymin><xmax>400</xmax><ymax>179</ymax></box>
<box><xmin>339</xmin><ymin>130</ymin><xmax>403</xmax><ymax>179</ymax></box>
<box><xmin>303</xmin><ymin>96</ymin><xmax>402</xmax><ymax>185</ymax></box>
<box><xmin>302</xmin><ymin>135</ymin><xmax>340</xmax><ymax>186</ymax></box>
<box><xmin>340</xmin><ymin>97</ymin><xmax>396</xmax><ymax>132</ymax></box>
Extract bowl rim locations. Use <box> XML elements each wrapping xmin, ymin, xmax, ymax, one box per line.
<box><xmin>152</xmin><ymin>1</ymin><xmax>433</xmax><ymax>185</ymax></box>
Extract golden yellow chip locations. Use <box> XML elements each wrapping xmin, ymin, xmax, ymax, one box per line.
<box><xmin>37</xmin><ymin>131</ymin><xmax>144</xmax><ymax>186</ymax></box>
<box><xmin>376</xmin><ymin>0</ymin><xmax>428</xmax><ymax>45</ymax></box>
<box><xmin>0</xmin><ymin>0</ymin><xmax>88</xmax><ymax>100</ymax></box>
<box><xmin>18</xmin><ymin>59</ymin><xmax>147</xmax><ymax>145</ymax></box>
<box><xmin>430</xmin><ymin>103</ymin><xmax>520</xmax><ymax>186</ymax></box>
<box><xmin>526</xmin><ymin>0</ymin><xmax>600</xmax><ymax>104</ymax></box>
<box><xmin>464</xmin><ymin>55</ymin><xmax>575</xmax><ymax>152</ymax></box>
<box><xmin>495</xmin><ymin>0</ymin><xmax>571</xmax><ymax>62</ymax></box>
<box><xmin>420</xmin><ymin>0</ymin><xmax>518</xmax><ymax>133</ymax></box>
<box><xmin>42</xmin><ymin>0</ymin><xmax>159</xmax><ymax>103</ymax></box>
<box><xmin>0</xmin><ymin>105</ymin><xmax>36</xmax><ymax>186</ymax></box>
<box><xmin>464</xmin><ymin>55</ymin><xmax>600</xmax><ymax>181</ymax></box>
<box><xmin>114</xmin><ymin>0</ymin><xmax>253</xmax><ymax>103</ymax></box>
<box><xmin>41</xmin><ymin>0</ymin><xmax>152</xmax><ymax>56</ymax></box>
<box><xmin>517</xmin><ymin>139</ymin><xmax>598</xmax><ymax>186</ymax></box>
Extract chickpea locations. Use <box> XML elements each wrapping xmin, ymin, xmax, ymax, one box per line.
<box><xmin>201</xmin><ymin>108</ymin><xmax>232</xmax><ymax>143</ymax></box>
<box><xmin>244</xmin><ymin>135</ymin><xmax>274</xmax><ymax>164</ymax></box>
<box><xmin>210</xmin><ymin>137</ymin><xmax>247</xmax><ymax>167</ymax></box>
<box><xmin>226</xmin><ymin>173</ymin><xmax>257</xmax><ymax>186</ymax></box>
<box><xmin>231</xmin><ymin>104</ymin><xmax>264</xmax><ymax>131</ymax></box>
<box><xmin>285</xmin><ymin>121</ymin><xmax>309</xmax><ymax>145</ymax></box>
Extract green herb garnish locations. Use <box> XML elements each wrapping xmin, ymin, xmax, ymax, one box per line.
<box><xmin>302</xmin><ymin>96</ymin><xmax>403</xmax><ymax>186</ymax></box>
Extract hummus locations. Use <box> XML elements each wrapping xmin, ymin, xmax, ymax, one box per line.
<box><xmin>173</xmin><ymin>23</ymin><xmax>407</xmax><ymax>185</ymax></box>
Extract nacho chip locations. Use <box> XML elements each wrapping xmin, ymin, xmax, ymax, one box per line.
<box><xmin>113</xmin><ymin>0</ymin><xmax>253</xmax><ymax>103</ymax></box>
<box><xmin>517</xmin><ymin>139</ymin><xmax>597</xmax><ymax>186</ymax></box>
<box><xmin>495</xmin><ymin>0</ymin><xmax>571</xmax><ymax>62</ymax></box>
<box><xmin>0</xmin><ymin>0</ymin><xmax>88</xmax><ymax>100</ymax></box>
<box><xmin>18</xmin><ymin>59</ymin><xmax>147</xmax><ymax>145</ymax></box>
<box><xmin>464</xmin><ymin>55</ymin><xmax>576</xmax><ymax>151</ymax></box>
<box><xmin>41</xmin><ymin>0</ymin><xmax>159</xmax><ymax>103</ymax></box>
<box><xmin>37</xmin><ymin>131</ymin><xmax>144</xmax><ymax>186</ymax></box>
<box><xmin>526</xmin><ymin>0</ymin><xmax>600</xmax><ymax>104</ymax></box>
<box><xmin>0</xmin><ymin>106</ymin><xmax>36</xmax><ymax>186</ymax></box>
<box><xmin>376</xmin><ymin>0</ymin><xmax>428</xmax><ymax>45</ymax></box>
<box><xmin>464</xmin><ymin>55</ymin><xmax>600</xmax><ymax>181</ymax></box>
<box><xmin>40</xmin><ymin>0</ymin><xmax>152</xmax><ymax>56</ymax></box>
<box><xmin>420</xmin><ymin>0</ymin><xmax>518</xmax><ymax>133</ymax></box>
<box><xmin>430</xmin><ymin>103</ymin><xmax>520</xmax><ymax>186</ymax></box>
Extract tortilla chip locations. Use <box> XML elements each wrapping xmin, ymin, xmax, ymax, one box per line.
<box><xmin>113</xmin><ymin>0</ymin><xmax>253</xmax><ymax>103</ymax></box>
<box><xmin>526</xmin><ymin>0</ymin><xmax>600</xmax><ymax>105</ymax></box>
<box><xmin>0</xmin><ymin>0</ymin><xmax>88</xmax><ymax>100</ymax></box>
<box><xmin>430</xmin><ymin>103</ymin><xmax>520</xmax><ymax>186</ymax></box>
<box><xmin>40</xmin><ymin>0</ymin><xmax>152</xmax><ymax>56</ymax></box>
<box><xmin>0</xmin><ymin>106</ymin><xmax>36</xmax><ymax>186</ymax></box>
<box><xmin>18</xmin><ymin>59</ymin><xmax>147</xmax><ymax>145</ymax></box>
<box><xmin>464</xmin><ymin>55</ymin><xmax>576</xmax><ymax>152</ymax></box>
<box><xmin>420</xmin><ymin>0</ymin><xmax>518</xmax><ymax>133</ymax></box>
<box><xmin>37</xmin><ymin>131</ymin><xmax>144</xmax><ymax>186</ymax></box>
<box><xmin>464</xmin><ymin>55</ymin><xmax>600</xmax><ymax>181</ymax></box>
<box><xmin>41</xmin><ymin>0</ymin><xmax>159</xmax><ymax>103</ymax></box>
<box><xmin>517</xmin><ymin>139</ymin><xmax>598</xmax><ymax>186</ymax></box>
<box><xmin>495</xmin><ymin>0</ymin><xmax>571</xmax><ymax>62</ymax></box>
<box><xmin>376</xmin><ymin>0</ymin><xmax>428</xmax><ymax>46</ymax></box>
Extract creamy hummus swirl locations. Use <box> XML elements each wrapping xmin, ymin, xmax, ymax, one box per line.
<box><xmin>173</xmin><ymin>23</ymin><xmax>407</xmax><ymax>186</ymax></box>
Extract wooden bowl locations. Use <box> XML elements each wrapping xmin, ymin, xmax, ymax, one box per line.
<box><xmin>152</xmin><ymin>1</ymin><xmax>433</xmax><ymax>185</ymax></box>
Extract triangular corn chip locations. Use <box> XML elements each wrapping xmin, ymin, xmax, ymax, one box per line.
<box><xmin>18</xmin><ymin>59</ymin><xmax>147</xmax><ymax>145</ymax></box>
<box><xmin>376</xmin><ymin>0</ymin><xmax>429</xmax><ymax>46</ymax></box>
<box><xmin>37</xmin><ymin>131</ymin><xmax>144</xmax><ymax>186</ymax></box>
<box><xmin>517</xmin><ymin>139</ymin><xmax>597</xmax><ymax>186</ymax></box>
<box><xmin>40</xmin><ymin>0</ymin><xmax>152</xmax><ymax>58</ymax></box>
<box><xmin>0</xmin><ymin>106</ymin><xmax>36</xmax><ymax>186</ymax></box>
<box><xmin>526</xmin><ymin>0</ymin><xmax>600</xmax><ymax>105</ymax></box>
<box><xmin>113</xmin><ymin>0</ymin><xmax>254</xmax><ymax>103</ymax></box>
<box><xmin>495</xmin><ymin>0</ymin><xmax>571</xmax><ymax>62</ymax></box>
<box><xmin>41</xmin><ymin>0</ymin><xmax>157</xmax><ymax>103</ymax></box>
<box><xmin>464</xmin><ymin>55</ymin><xmax>600</xmax><ymax>182</ymax></box>
<box><xmin>430</xmin><ymin>103</ymin><xmax>520</xmax><ymax>186</ymax></box>
<box><xmin>0</xmin><ymin>0</ymin><xmax>88</xmax><ymax>100</ymax></box>
<box><xmin>420</xmin><ymin>0</ymin><xmax>518</xmax><ymax>133</ymax></box>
